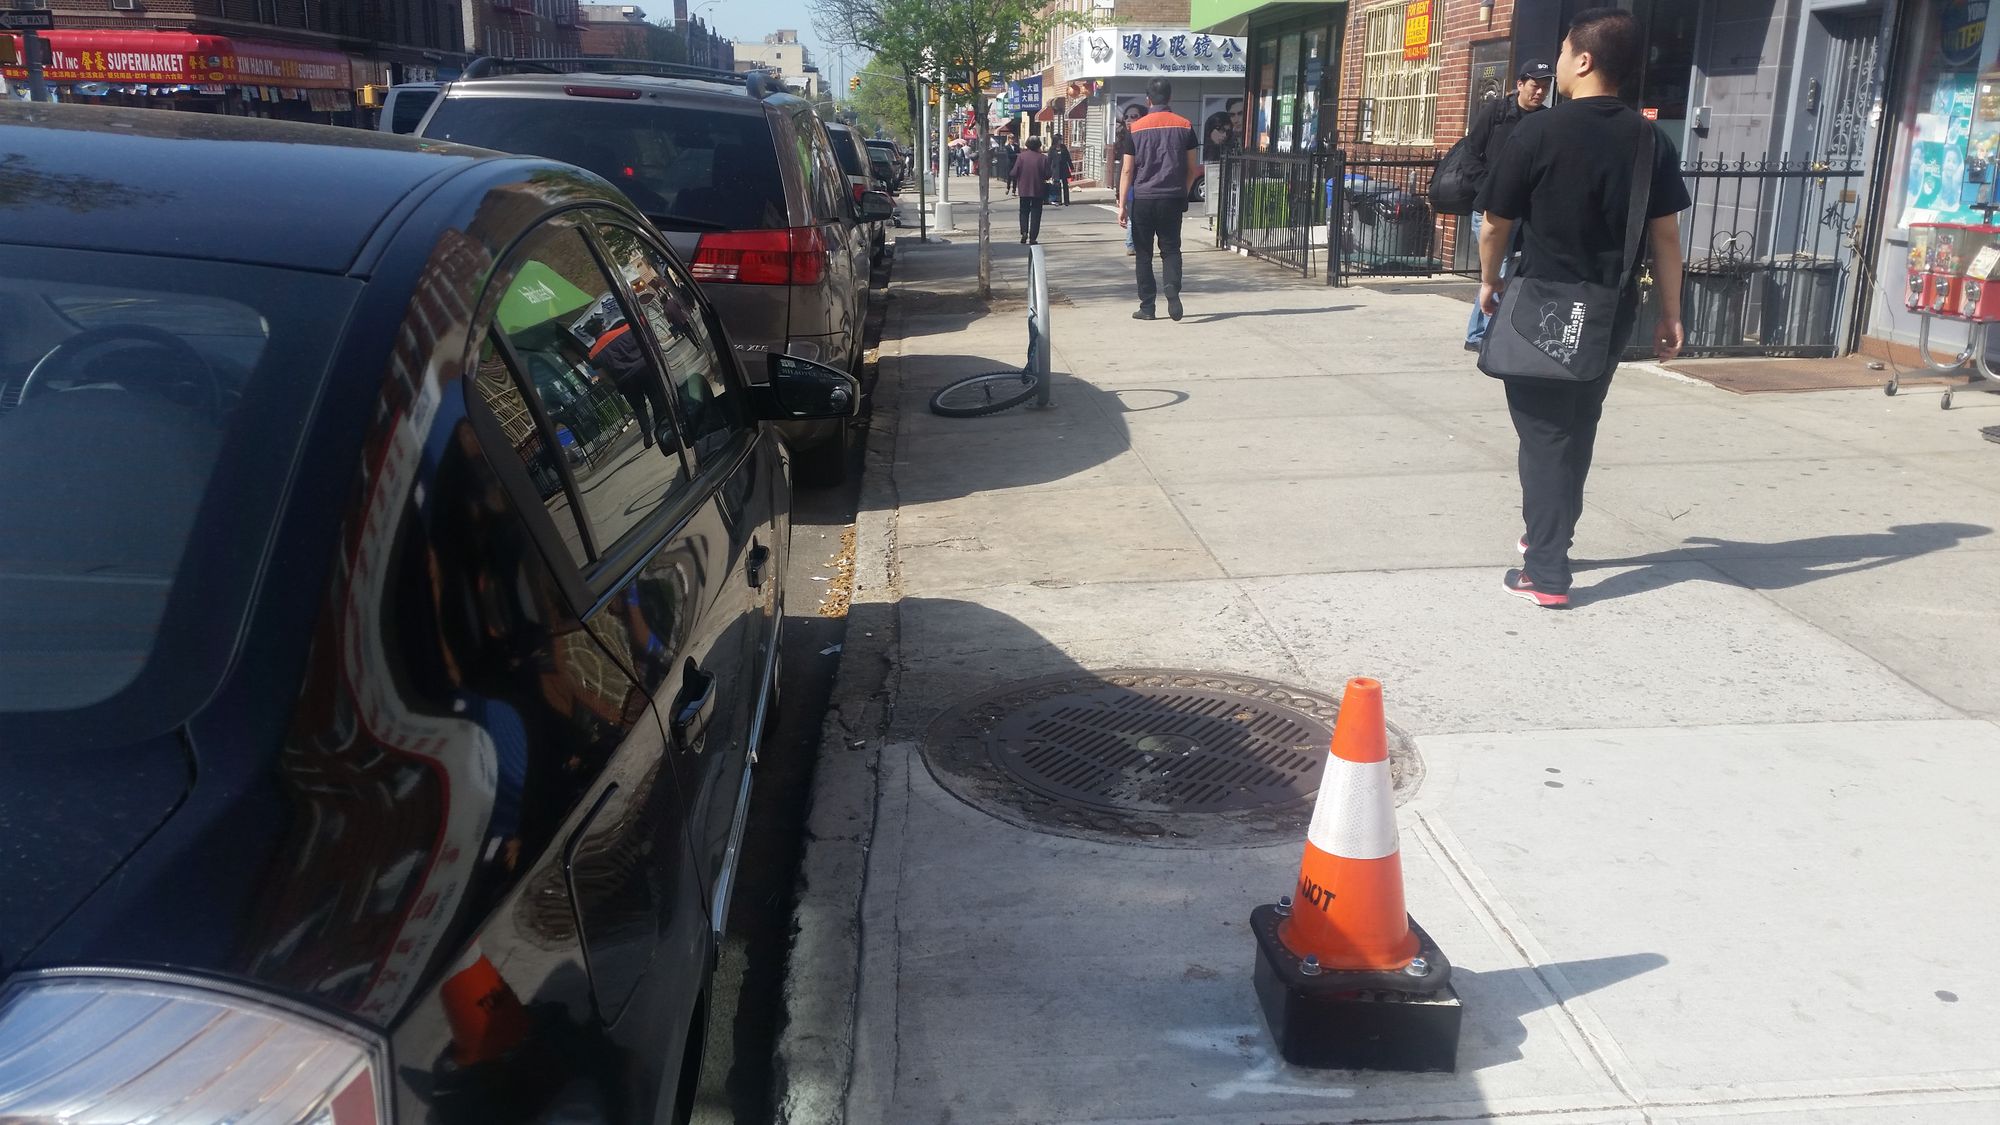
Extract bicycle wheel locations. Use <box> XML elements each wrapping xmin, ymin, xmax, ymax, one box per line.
<box><xmin>929</xmin><ymin>369</ymin><xmax>1043</xmax><ymax>417</ymax></box>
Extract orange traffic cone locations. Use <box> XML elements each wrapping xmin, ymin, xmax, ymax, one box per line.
<box><xmin>1249</xmin><ymin>676</ymin><xmax>1460</xmax><ymax>1072</ymax></box>
<box><xmin>1278</xmin><ymin>676</ymin><xmax>1419</xmax><ymax>971</ymax></box>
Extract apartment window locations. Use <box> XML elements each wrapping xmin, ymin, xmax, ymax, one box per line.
<box><xmin>1361</xmin><ymin>1</ymin><xmax>1438</xmax><ymax>145</ymax></box>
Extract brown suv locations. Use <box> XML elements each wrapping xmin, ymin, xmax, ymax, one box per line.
<box><xmin>420</xmin><ymin>60</ymin><xmax>891</xmax><ymax>482</ymax></box>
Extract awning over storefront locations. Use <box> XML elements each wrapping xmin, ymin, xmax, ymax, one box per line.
<box><xmin>1189</xmin><ymin>0</ymin><xmax>1343</xmax><ymax>37</ymax></box>
<box><xmin>1</xmin><ymin>31</ymin><xmax>351</xmax><ymax>89</ymax></box>
<box><xmin>1036</xmin><ymin>96</ymin><xmax>1065</xmax><ymax>122</ymax></box>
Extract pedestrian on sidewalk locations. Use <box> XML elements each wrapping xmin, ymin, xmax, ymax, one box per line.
<box><xmin>1462</xmin><ymin>59</ymin><xmax>1553</xmax><ymax>350</ymax></box>
<box><xmin>1476</xmin><ymin>6</ymin><xmax>1689</xmax><ymax>608</ymax></box>
<box><xmin>1002</xmin><ymin>136</ymin><xmax>1019</xmax><ymax>195</ymax></box>
<box><xmin>1049</xmin><ymin>137</ymin><xmax>1073</xmax><ymax>206</ymax></box>
<box><xmin>1116</xmin><ymin>78</ymin><xmax>1201</xmax><ymax>321</ymax></box>
<box><xmin>1011</xmin><ymin>136</ymin><xmax>1051</xmax><ymax>244</ymax></box>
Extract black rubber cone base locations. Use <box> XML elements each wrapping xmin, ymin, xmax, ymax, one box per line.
<box><xmin>1249</xmin><ymin>905</ymin><xmax>1462</xmax><ymax>1072</ymax></box>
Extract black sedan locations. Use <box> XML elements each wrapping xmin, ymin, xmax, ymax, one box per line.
<box><xmin>0</xmin><ymin>103</ymin><xmax>855</xmax><ymax>1124</ymax></box>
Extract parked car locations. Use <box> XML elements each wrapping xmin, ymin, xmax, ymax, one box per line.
<box><xmin>864</xmin><ymin>137</ymin><xmax>902</xmax><ymax>191</ymax></box>
<box><xmin>419</xmin><ymin>60</ymin><xmax>890</xmax><ymax>483</ymax></box>
<box><xmin>0</xmin><ymin>102</ymin><xmax>858</xmax><ymax>1125</ymax></box>
<box><xmin>377</xmin><ymin>81</ymin><xmax>443</xmax><ymax>134</ymax></box>
<box><xmin>826</xmin><ymin>121</ymin><xmax>887</xmax><ymax>262</ymax></box>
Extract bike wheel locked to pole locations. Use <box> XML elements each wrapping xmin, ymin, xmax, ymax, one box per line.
<box><xmin>930</xmin><ymin>244</ymin><xmax>1054</xmax><ymax>416</ymax></box>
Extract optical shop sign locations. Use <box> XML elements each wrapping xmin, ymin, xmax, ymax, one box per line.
<box><xmin>1059</xmin><ymin>27</ymin><xmax>1246</xmax><ymax>80</ymax></box>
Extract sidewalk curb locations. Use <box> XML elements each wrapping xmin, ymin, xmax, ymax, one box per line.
<box><xmin>772</xmin><ymin>255</ymin><xmax>917</xmax><ymax>1125</ymax></box>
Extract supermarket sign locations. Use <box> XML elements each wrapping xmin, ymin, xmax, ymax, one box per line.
<box><xmin>2</xmin><ymin>31</ymin><xmax>349</xmax><ymax>88</ymax></box>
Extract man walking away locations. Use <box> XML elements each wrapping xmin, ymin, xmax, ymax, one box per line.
<box><xmin>1477</xmin><ymin>6</ymin><xmax>1689</xmax><ymax>608</ymax></box>
<box><xmin>1117</xmin><ymin>78</ymin><xmax>1200</xmax><ymax>321</ymax></box>
<box><xmin>1049</xmin><ymin>137</ymin><xmax>1073</xmax><ymax>206</ymax></box>
<box><xmin>1463</xmin><ymin>59</ymin><xmax>1553</xmax><ymax>349</ymax></box>
<box><xmin>1011</xmin><ymin>136</ymin><xmax>1051</xmax><ymax>244</ymax></box>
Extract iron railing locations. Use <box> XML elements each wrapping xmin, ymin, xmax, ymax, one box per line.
<box><xmin>1220</xmin><ymin>146</ymin><xmax>1869</xmax><ymax>360</ymax></box>
<box><xmin>1217</xmin><ymin>153</ymin><xmax>1329</xmax><ymax>277</ymax></box>
<box><xmin>1629</xmin><ymin>155</ymin><xmax>1866</xmax><ymax>359</ymax></box>
<box><xmin>1329</xmin><ymin>151</ymin><xmax>1471</xmax><ymax>284</ymax></box>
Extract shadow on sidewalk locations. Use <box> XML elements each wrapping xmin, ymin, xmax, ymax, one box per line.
<box><xmin>1454</xmin><ymin>952</ymin><xmax>1669</xmax><ymax>1071</ymax></box>
<box><xmin>1574</xmin><ymin>523</ymin><xmax>1993</xmax><ymax>605</ymax></box>
<box><xmin>1184</xmin><ymin>305</ymin><xmax>1358</xmax><ymax>324</ymax></box>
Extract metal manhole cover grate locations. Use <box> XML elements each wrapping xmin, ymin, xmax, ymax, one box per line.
<box><xmin>921</xmin><ymin>669</ymin><xmax>1421</xmax><ymax>847</ymax></box>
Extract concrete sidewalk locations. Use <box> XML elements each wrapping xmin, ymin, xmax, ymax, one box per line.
<box><xmin>779</xmin><ymin>202</ymin><xmax>2000</xmax><ymax>1124</ymax></box>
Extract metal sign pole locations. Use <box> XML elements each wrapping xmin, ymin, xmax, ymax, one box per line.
<box><xmin>25</xmin><ymin>31</ymin><xmax>46</xmax><ymax>102</ymax></box>
<box><xmin>1</xmin><ymin>12</ymin><xmax>56</xmax><ymax>101</ymax></box>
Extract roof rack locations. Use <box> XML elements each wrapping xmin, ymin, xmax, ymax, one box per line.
<box><xmin>458</xmin><ymin>56</ymin><xmax>783</xmax><ymax>98</ymax></box>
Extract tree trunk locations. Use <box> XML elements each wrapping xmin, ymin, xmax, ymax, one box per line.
<box><xmin>975</xmin><ymin>97</ymin><xmax>991</xmax><ymax>300</ymax></box>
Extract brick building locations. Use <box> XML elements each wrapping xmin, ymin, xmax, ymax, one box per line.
<box><xmin>463</xmin><ymin>0</ymin><xmax>581</xmax><ymax>62</ymax></box>
<box><xmin>579</xmin><ymin>3</ymin><xmax>678</xmax><ymax>61</ymax></box>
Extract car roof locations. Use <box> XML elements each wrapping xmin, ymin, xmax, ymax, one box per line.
<box><xmin>439</xmin><ymin>70</ymin><xmax>811</xmax><ymax>117</ymax></box>
<box><xmin>0</xmin><ymin>103</ymin><xmax>502</xmax><ymax>273</ymax></box>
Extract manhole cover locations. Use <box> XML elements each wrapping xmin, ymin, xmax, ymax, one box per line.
<box><xmin>921</xmin><ymin>669</ymin><xmax>1421</xmax><ymax>847</ymax></box>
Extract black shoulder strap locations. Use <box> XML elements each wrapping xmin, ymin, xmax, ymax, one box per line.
<box><xmin>1622</xmin><ymin>118</ymin><xmax>1658</xmax><ymax>282</ymax></box>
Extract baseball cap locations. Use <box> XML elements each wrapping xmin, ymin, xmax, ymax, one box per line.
<box><xmin>1518</xmin><ymin>60</ymin><xmax>1554</xmax><ymax>82</ymax></box>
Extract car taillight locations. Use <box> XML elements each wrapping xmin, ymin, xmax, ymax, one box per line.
<box><xmin>852</xmin><ymin>182</ymin><xmax>865</xmax><ymax>203</ymax></box>
<box><xmin>0</xmin><ymin>971</ymin><xmax>387</xmax><ymax>1124</ymax></box>
<box><xmin>691</xmin><ymin>227</ymin><xmax>826</xmax><ymax>286</ymax></box>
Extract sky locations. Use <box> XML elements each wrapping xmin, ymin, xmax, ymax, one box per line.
<box><xmin>694</xmin><ymin>0</ymin><xmax>868</xmax><ymax>90</ymax></box>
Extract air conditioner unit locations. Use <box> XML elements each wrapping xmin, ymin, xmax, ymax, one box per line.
<box><xmin>111</xmin><ymin>0</ymin><xmax>141</xmax><ymax>11</ymax></box>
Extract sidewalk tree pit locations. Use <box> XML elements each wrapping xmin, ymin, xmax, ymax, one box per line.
<box><xmin>920</xmin><ymin>670</ymin><xmax>1421</xmax><ymax>847</ymax></box>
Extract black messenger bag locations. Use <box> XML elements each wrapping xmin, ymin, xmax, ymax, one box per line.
<box><xmin>1477</xmin><ymin>122</ymin><xmax>1655</xmax><ymax>383</ymax></box>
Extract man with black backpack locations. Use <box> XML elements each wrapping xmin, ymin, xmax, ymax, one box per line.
<box><xmin>1461</xmin><ymin>60</ymin><xmax>1553</xmax><ymax>349</ymax></box>
<box><xmin>1475</xmin><ymin>7</ymin><xmax>1689</xmax><ymax>608</ymax></box>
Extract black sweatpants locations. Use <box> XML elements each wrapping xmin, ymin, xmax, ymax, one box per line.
<box><xmin>1018</xmin><ymin>195</ymin><xmax>1044</xmax><ymax>242</ymax></box>
<box><xmin>1505</xmin><ymin>371</ymin><xmax>1614</xmax><ymax>594</ymax></box>
<box><xmin>1130</xmin><ymin>196</ymin><xmax>1185</xmax><ymax>308</ymax></box>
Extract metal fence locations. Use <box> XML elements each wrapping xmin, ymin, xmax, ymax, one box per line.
<box><xmin>1328</xmin><ymin>152</ymin><xmax>1472</xmax><ymax>285</ymax></box>
<box><xmin>1216</xmin><ymin>153</ymin><xmax>1328</xmax><ymax>277</ymax></box>
<box><xmin>1219</xmin><ymin>147</ymin><xmax>1869</xmax><ymax>359</ymax></box>
<box><xmin>1628</xmin><ymin>156</ymin><xmax>1866</xmax><ymax>359</ymax></box>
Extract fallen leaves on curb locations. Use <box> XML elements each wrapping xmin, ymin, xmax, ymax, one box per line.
<box><xmin>817</xmin><ymin>524</ymin><xmax>858</xmax><ymax>619</ymax></box>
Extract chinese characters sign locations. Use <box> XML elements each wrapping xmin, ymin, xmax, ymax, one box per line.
<box><xmin>1059</xmin><ymin>26</ymin><xmax>1247</xmax><ymax>80</ymax></box>
<box><xmin>1404</xmin><ymin>0</ymin><xmax>1434</xmax><ymax>62</ymax></box>
<box><xmin>2</xmin><ymin>31</ymin><xmax>349</xmax><ymax>88</ymax></box>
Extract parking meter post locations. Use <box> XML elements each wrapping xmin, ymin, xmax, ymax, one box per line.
<box><xmin>1030</xmin><ymin>244</ymin><xmax>1053</xmax><ymax>407</ymax></box>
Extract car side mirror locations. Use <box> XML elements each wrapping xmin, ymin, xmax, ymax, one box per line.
<box><xmin>859</xmin><ymin>190</ymin><xmax>894</xmax><ymax>221</ymax></box>
<box><xmin>759</xmin><ymin>353</ymin><xmax>861</xmax><ymax>419</ymax></box>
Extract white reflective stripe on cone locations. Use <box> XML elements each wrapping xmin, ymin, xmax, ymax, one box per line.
<box><xmin>1305</xmin><ymin>755</ymin><xmax>1398</xmax><ymax>860</ymax></box>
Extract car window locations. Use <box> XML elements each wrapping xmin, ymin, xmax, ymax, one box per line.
<box><xmin>594</xmin><ymin>222</ymin><xmax>747</xmax><ymax>467</ymax></box>
<box><xmin>0</xmin><ymin>250</ymin><xmax>352</xmax><ymax>734</ymax></box>
<box><xmin>424</xmin><ymin>97</ymin><xmax>787</xmax><ymax>232</ymax></box>
<box><xmin>389</xmin><ymin>88</ymin><xmax>437</xmax><ymax>134</ymax></box>
<box><xmin>802</xmin><ymin>122</ymin><xmax>843</xmax><ymax>217</ymax></box>
<box><xmin>469</xmin><ymin>333</ymin><xmax>591</xmax><ymax>567</ymax></box>
<box><xmin>794</xmin><ymin>117</ymin><xmax>840</xmax><ymax>223</ymax></box>
<box><xmin>484</xmin><ymin>220</ymin><xmax>690</xmax><ymax>562</ymax></box>
<box><xmin>827</xmin><ymin>128</ymin><xmax>867</xmax><ymax>177</ymax></box>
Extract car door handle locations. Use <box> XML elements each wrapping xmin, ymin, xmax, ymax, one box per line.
<box><xmin>748</xmin><ymin>542</ymin><xmax>771</xmax><ymax>589</ymax></box>
<box><xmin>672</xmin><ymin>660</ymin><xmax>716</xmax><ymax>752</ymax></box>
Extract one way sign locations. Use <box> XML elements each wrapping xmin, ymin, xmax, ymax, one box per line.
<box><xmin>0</xmin><ymin>11</ymin><xmax>56</xmax><ymax>30</ymax></box>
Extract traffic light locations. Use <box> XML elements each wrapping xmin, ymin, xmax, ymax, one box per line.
<box><xmin>850</xmin><ymin>76</ymin><xmax>860</xmax><ymax>91</ymax></box>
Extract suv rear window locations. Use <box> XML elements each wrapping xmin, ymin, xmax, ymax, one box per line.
<box><xmin>826</xmin><ymin>129</ymin><xmax>866</xmax><ymax>177</ymax></box>
<box><xmin>424</xmin><ymin>97</ymin><xmax>788</xmax><ymax>232</ymax></box>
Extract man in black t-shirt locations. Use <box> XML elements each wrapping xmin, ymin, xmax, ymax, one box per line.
<box><xmin>1477</xmin><ymin>6</ymin><xmax>1691</xmax><ymax>608</ymax></box>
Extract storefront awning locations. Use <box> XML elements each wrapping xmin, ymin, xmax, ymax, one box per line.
<box><xmin>2</xmin><ymin>31</ymin><xmax>352</xmax><ymax>89</ymax></box>
<box><xmin>1035</xmin><ymin>96</ymin><xmax>1065</xmax><ymax>122</ymax></box>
